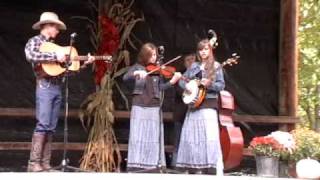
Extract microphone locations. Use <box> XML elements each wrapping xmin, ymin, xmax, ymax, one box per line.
<box><xmin>157</xmin><ymin>46</ymin><xmax>165</xmax><ymax>64</ymax></box>
<box><xmin>70</xmin><ymin>32</ymin><xmax>77</xmax><ymax>39</ymax></box>
<box><xmin>207</xmin><ymin>29</ymin><xmax>216</xmax><ymax>39</ymax></box>
<box><xmin>67</xmin><ymin>32</ymin><xmax>78</xmax><ymax>65</ymax></box>
<box><xmin>158</xmin><ymin>45</ymin><xmax>165</xmax><ymax>55</ymax></box>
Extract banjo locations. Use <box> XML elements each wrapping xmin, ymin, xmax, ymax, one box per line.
<box><xmin>182</xmin><ymin>55</ymin><xmax>239</xmax><ymax>108</ymax></box>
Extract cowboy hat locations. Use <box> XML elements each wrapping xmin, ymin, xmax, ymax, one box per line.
<box><xmin>32</xmin><ymin>12</ymin><xmax>66</xmax><ymax>30</ymax></box>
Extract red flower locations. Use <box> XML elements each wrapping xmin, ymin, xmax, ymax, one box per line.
<box><xmin>94</xmin><ymin>15</ymin><xmax>120</xmax><ymax>85</ymax></box>
<box><xmin>250</xmin><ymin>136</ymin><xmax>282</xmax><ymax>150</ymax></box>
<box><xmin>97</xmin><ymin>15</ymin><xmax>120</xmax><ymax>55</ymax></box>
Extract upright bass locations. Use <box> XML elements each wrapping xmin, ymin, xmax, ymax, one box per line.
<box><xmin>218</xmin><ymin>90</ymin><xmax>244</xmax><ymax>170</ymax></box>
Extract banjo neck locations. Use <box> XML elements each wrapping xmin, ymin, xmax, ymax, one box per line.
<box><xmin>183</xmin><ymin>55</ymin><xmax>239</xmax><ymax>82</ymax></box>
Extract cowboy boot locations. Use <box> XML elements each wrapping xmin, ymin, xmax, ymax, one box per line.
<box><xmin>27</xmin><ymin>133</ymin><xmax>45</xmax><ymax>172</ymax></box>
<box><xmin>42</xmin><ymin>133</ymin><xmax>53</xmax><ymax>171</ymax></box>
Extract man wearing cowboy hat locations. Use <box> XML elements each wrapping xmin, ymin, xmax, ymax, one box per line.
<box><xmin>25</xmin><ymin>12</ymin><xmax>94</xmax><ymax>172</ymax></box>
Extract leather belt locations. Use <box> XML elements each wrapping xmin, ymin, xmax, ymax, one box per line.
<box><xmin>36</xmin><ymin>77</ymin><xmax>63</xmax><ymax>85</ymax></box>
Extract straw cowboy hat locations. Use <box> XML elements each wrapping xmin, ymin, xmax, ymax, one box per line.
<box><xmin>32</xmin><ymin>12</ymin><xmax>66</xmax><ymax>30</ymax></box>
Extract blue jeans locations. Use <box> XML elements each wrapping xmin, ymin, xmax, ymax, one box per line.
<box><xmin>35</xmin><ymin>79</ymin><xmax>62</xmax><ymax>134</ymax></box>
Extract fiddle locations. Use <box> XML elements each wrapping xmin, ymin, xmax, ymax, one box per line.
<box><xmin>145</xmin><ymin>63</ymin><xmax>176</xmax><ymax>79</ymax></box>
<box><xmin>145</xmin><ymin>55</ymin><xmax>182</xmax><ymax>78</ymax></box>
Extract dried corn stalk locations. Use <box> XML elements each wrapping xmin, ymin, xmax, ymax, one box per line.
<box><xmin>79</xmin><ymin>74</ymin><xmax>121</xmax><ymax>172</ymax></box>
<box><xmin>77</xmin><ymin>0</ymin><xmax>144</xmax><ymax>172</ymax></box>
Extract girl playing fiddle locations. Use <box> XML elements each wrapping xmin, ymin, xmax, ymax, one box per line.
<box><xmin>123</xmin><ymin>42</ymin><xmax>181</xmax><ymax>170</ymax></box>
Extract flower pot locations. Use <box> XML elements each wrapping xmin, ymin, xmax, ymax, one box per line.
<box><xmin>288</xmin><ymin>161</ymin><xmax>297</xmax><ymax>178</ymax></box>
<box><xmin>255</xmin><ymin>156</ymin><xmax>279</xmax><ymax>177</ymax></box>
<box><xmin>279</xmin><ymin>160</ymin><xmax>289</xmax><ymax>177</ymax></box>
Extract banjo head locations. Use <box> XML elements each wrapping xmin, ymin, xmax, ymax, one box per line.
<box><xmin>182</xmin><ymin>80</ymin><xmax>200</xmax><ymax>104</ymax></box>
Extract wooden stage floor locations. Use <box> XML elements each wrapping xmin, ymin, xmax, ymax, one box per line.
<box><xmin>0</xmin><ymin>172</ymin><xmax>299</xmax><ymax>180</ymax></box>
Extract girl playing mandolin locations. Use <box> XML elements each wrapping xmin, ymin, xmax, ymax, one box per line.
<box><xmin>123</xmin><ymin>43</ymin><xmax>181</xmax><ymax>170</ymax></box>
<box><xmin>176</xmin><ymin>39</ymin><xmax>225</xmax><ymax>175</ymax></box>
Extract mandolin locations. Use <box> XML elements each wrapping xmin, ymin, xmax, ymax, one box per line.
<box><xmin>38</xmin><ymin>42</ymin><xmax>112</xmax><ymax>77</ymax></box>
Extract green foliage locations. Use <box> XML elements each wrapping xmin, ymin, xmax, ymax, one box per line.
<box><xmin>290</xmin><ymin>128</ymin><xmax>320</xmax><ymax>161</ymax></box>
<box><xmin>251</xmin><ymin>144</ymin><xmax>281</xmax><ymax>158</ymax></box>
<box><xmin>298</xmin><ymin>0</ymin><xmax>320</xmax><ymax>130</ymax></box>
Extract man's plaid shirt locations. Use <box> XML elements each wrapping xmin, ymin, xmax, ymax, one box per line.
<box><xmin>25</xmin><ymin>34</ymin><xmax>57</xmax><ymax>63</ymax></box>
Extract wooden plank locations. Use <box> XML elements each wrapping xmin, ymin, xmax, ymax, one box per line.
<box><xmin>114</xmin><ymin>111</ymin><xmax>173</xmax><ymax>120</ymax></box>
<box><xmin>0</xmin><ymin>108</ymin><xmax>36</xmax><ymax>117</ymax></box>
<box><xmin>279</xmin><ymin>0</ymin><xmax>299</xmax><ymax>117</ymax></box>
<box><xmin>0</xmin><ymin>108</ymin><xmax>299</xmax><ymax>124</ymax></box>
<box><xmin>0</xmin><ymin>108</ymin><xmax>173</xmax><ymax>120</ymax></box>
<box><xmin>0</xmin><ymin>141</ymin><xmax>252</xmax><ymax>156</ymax></box>
<box><xmin>232</xmin><ymin>115</ymin><xmax>299</xmax><ymax>124</ymax></box>
<box><xmin>0</xmin><ymin>142</ymin><xmax>175</xmax><ymax>152</ymax></box>
<box><xmin>0</xmin><ymin>142</ymin><xmax>85</xmax><ymax>151</ymax></box>
<box><xmin>0</xmin><ymin>108</ymin><xmax>80</xmax><ymax>118</ymax></box>
<box><xmin>279</xmin><ymin>0</ymin><xmax>299</xmax><ymax>130</ymax></box>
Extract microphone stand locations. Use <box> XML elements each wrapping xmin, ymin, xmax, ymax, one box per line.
<box><xmin>156</xmin><ymin>48</ymin><xmax>182</xmax><ymax>174</ymax></box>
<box><xmin>156</xmin><ymin>48</ymin><xmax>165</xmax><ymax>173</ymax></box>
<box><xmin>49</xmin><ymin>33</ymin><xmax>86</xmax><ymax>172</ymax></box>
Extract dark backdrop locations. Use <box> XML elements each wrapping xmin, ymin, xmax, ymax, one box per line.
<box><xmin>0</xmin><ymin>0</ymin><xmax>280</xmax><ymax>115</ymax></box>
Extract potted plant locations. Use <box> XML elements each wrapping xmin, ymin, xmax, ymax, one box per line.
<box><xmin>290</xmin><ymin>128</ymin><xmax>320</xmax><ymax>161</ymax></box>
<box><xmin>288</xmin><ymin>128</ymin><xmax>320</xmax><ymax>177</ymax></box>
<box><xmin>249</xmin><ymin>135</ymin><xmax>282</xmax><ymax>177</ymax></box>
<box><xmin>268</xmin><ymin>131</ymin><xmax>296</xmax><ymax>177</ymax></box>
